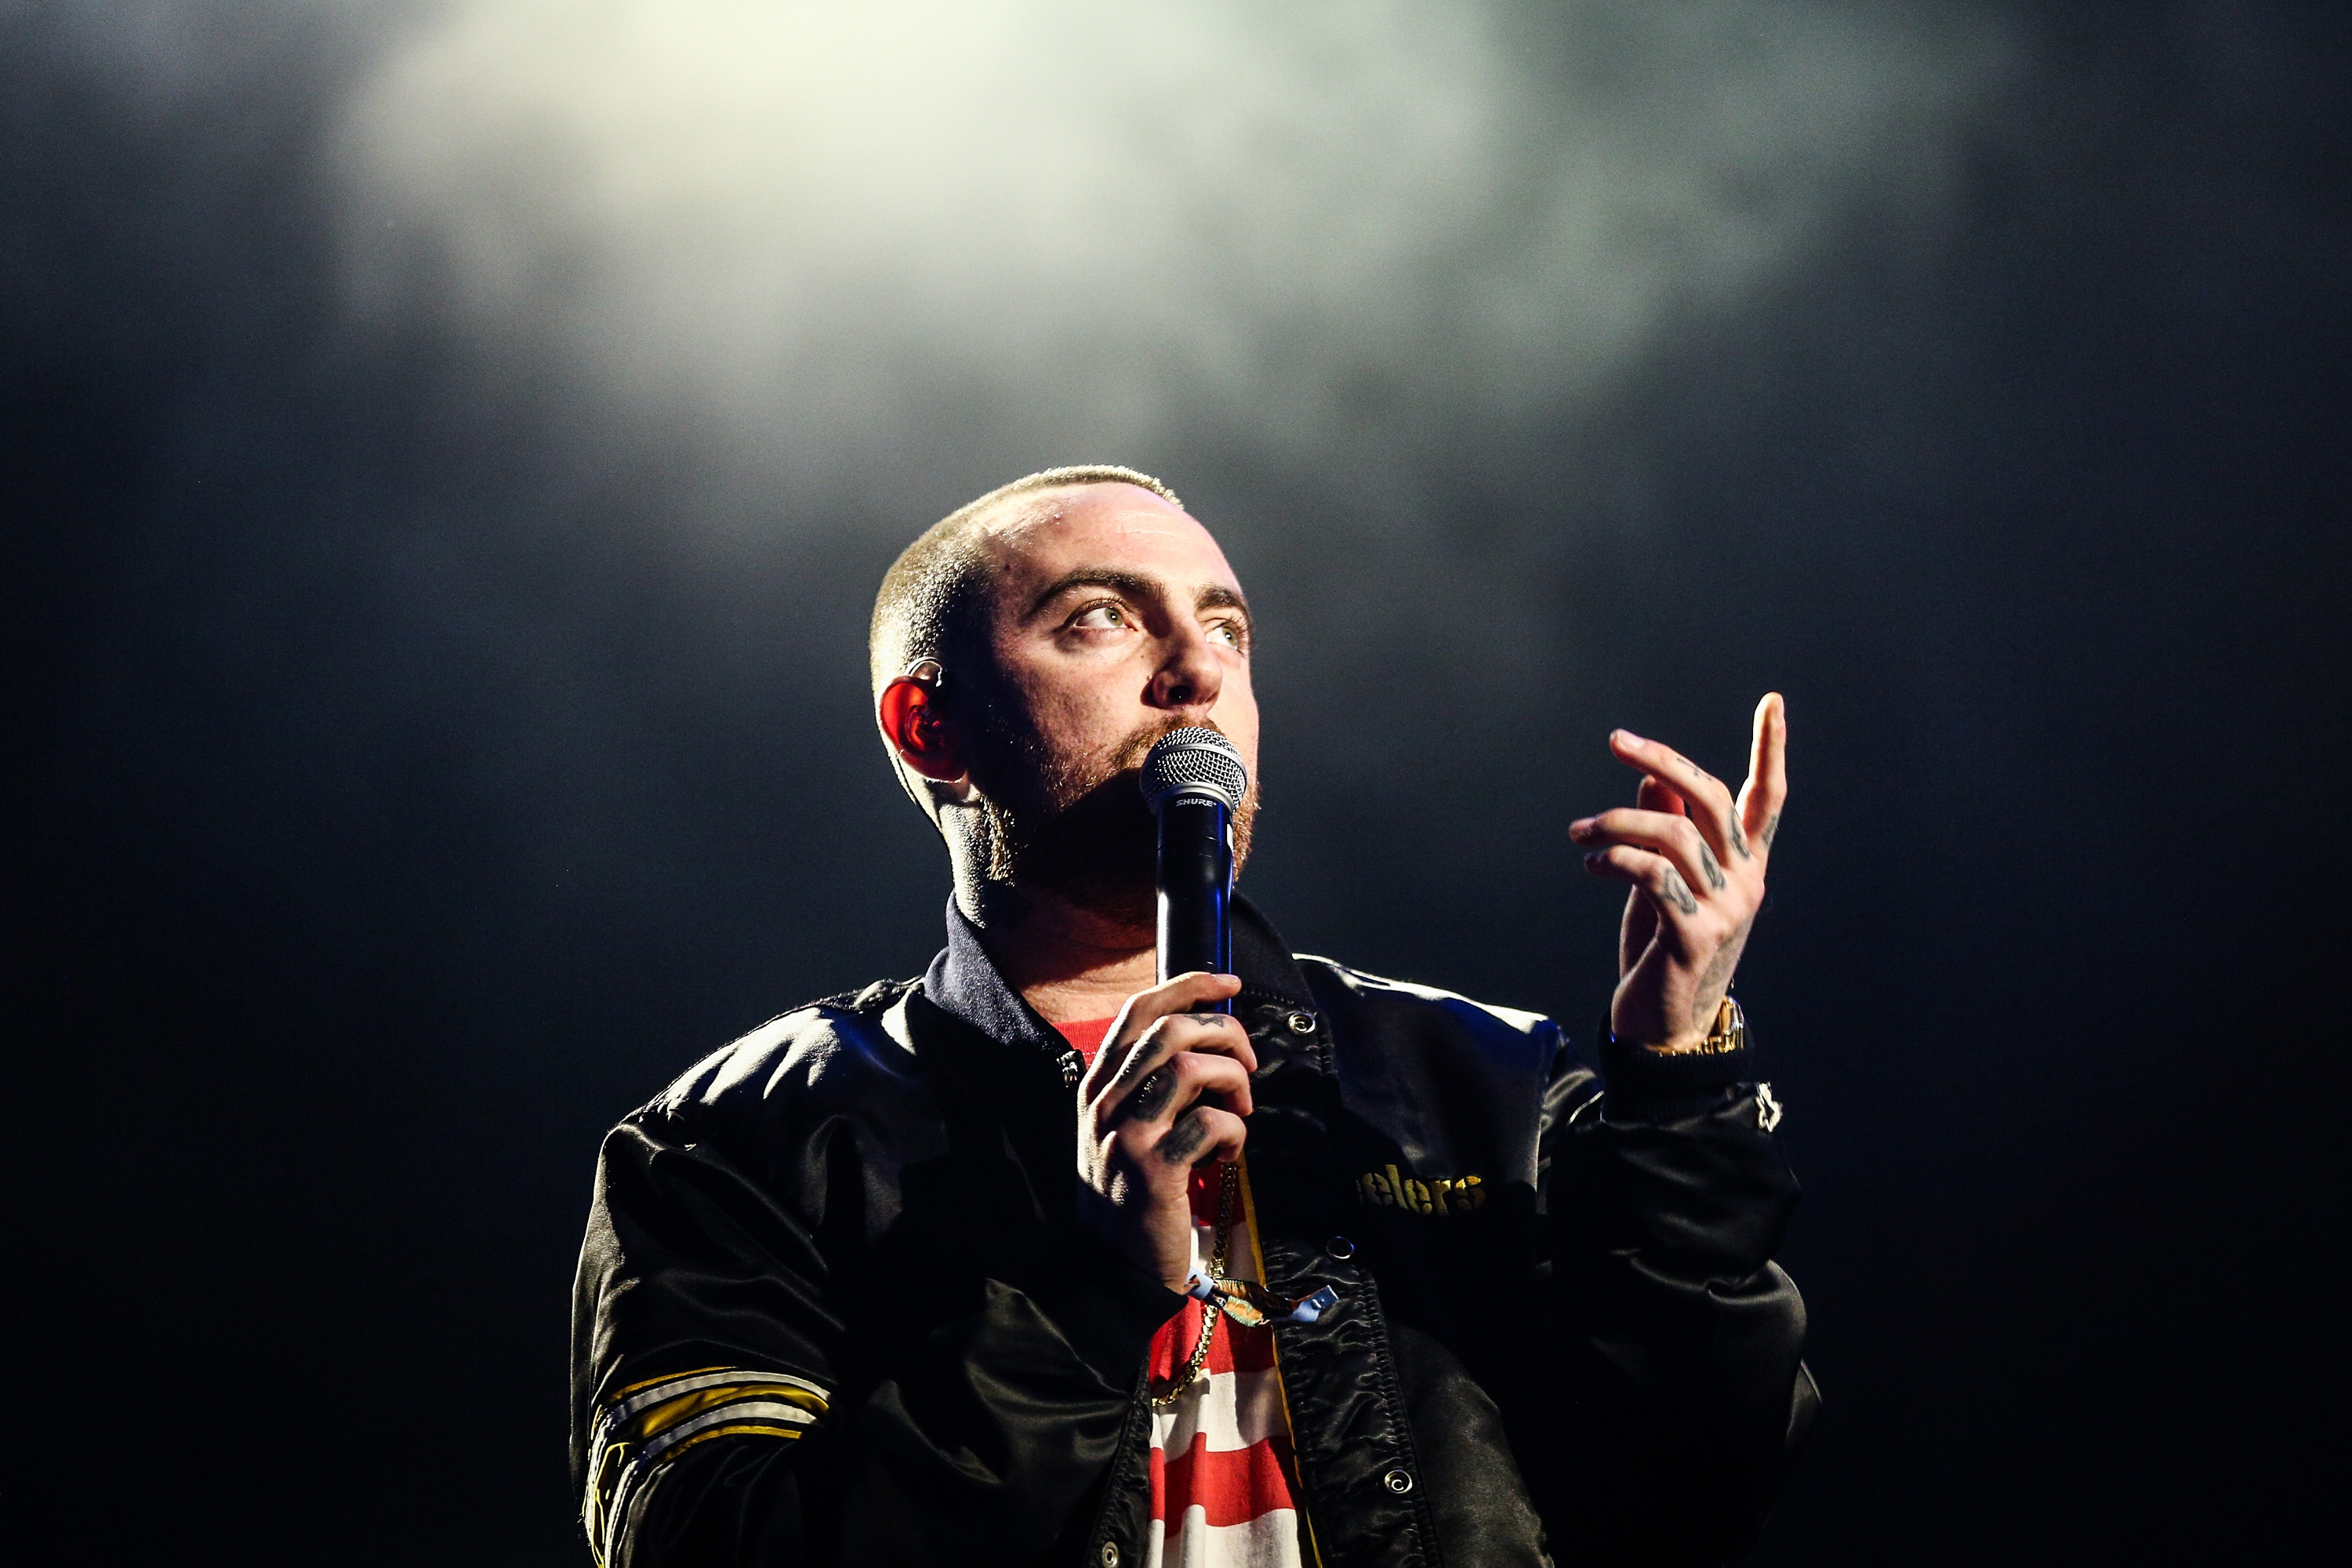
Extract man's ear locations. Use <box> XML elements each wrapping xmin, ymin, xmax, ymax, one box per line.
<box><xmin>878</xmin><ymin>675</ymin><xmax>967</xmax><ymax>786</ymax></box>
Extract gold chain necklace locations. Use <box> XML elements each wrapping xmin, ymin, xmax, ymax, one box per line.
<box><xmin>1148</xmin><ymin>1160</ymin><xmax>1240</xmax><ymax>1409</ymax></box>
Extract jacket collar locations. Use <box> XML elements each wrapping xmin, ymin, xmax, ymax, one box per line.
<box><xmin>920</xmin><ymin>890</ymin><xmax>1318</xmax><ymax>1063</ymax></box>
<box><xmin>920</xmin><ymin>895</ymin><xmax>1068</xmax><ymax>1069</ymax></box>
<box><xmin>1228</xmin><ymin>895</ymin><xmax>1318</xmax><ymax>1013</ymax></box>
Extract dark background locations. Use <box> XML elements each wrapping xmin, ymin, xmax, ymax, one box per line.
<box><xmin>7</xmin><ymin>3</ymin><xmax>2346</xmax><ymax>1563</ymax></box>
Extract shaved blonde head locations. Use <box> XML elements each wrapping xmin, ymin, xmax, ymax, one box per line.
<box><xmin>867</xmin><ymin>464</ymin><xmax>1184</xmax><ymax>697</ymax></box>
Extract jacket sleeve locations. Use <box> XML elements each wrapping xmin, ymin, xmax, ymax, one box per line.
<box><xmin>1535</xmin><ymin>1029</ymin><xmax>1818</xmax><ymax>1566</ymax></box>
<box><xmin>571</xmin><ymin>1104</ymin><xmax>1182</xmax><ymax>1567</ymax></box>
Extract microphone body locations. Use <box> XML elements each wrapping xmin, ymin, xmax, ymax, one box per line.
<box><xmin>1140</xmin><ymin>728</ymin><xmax>1248</xmax><ymax>1014</ymax></box>
<box><xmin>1156</xmin><ymin>793</ymin><xmax>1232</xmax><ymax>987</ymax></box>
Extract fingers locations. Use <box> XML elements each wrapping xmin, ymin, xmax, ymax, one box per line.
<box><xmin>1736</xmin><ymin>692</ymin><xmax>1788</xmax><ymax>858</ymax></box>
<box><xmin>1581</xmin><ymin>844</ymin><xmax>1704</xmax><ymax>931</ymax></box>
<box><xmin>1569</xmin><ymin>805</ymin><xmax>1726</xmax><ymax>900</ymax></box>
<box><xmin>1613</xmin><ymin>776</ymin><xmax>1671</xmax><ymax>971</ymax></box>
<box><xmin>1606</xmin><ymin>728</ymin><xmax>1740</xmax><ymax>860</ymax></box>
<box><xmin>1574</xmin><ymin>705</ymin><xmax>1781</xmax><ymax>1040</ymax></box>
<box><xmin>1109</xmin><ymin>970</ymin><xmax>1244</xmax><ymax>1044</ymax></box>
<box><xmin>1095</xmin><ymin>1028</ymin><xmax>1256</xmax><ymax>1129</ymax></box>
<box><xmin>1149</xmin><ymin>1105</ymin><xmax>1247</xmax><ymax>1173</ymax></box>
<box><xmin>1105</xmin><ymin>1057</ymin><xmax>1252</xmax><ymax>1180</ymax></box>
<box><xmin>1076</xmin><ymin>971</ymin><xmax>1249</xmax><ymax>1100</ymax></box>
<box><xmin>1092</xmin><ymin>1010</ymin><xmax>1257</xmax><ymax>1111</ymax></box>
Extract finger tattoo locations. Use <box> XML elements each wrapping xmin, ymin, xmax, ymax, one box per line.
<box><xmin>1661</xmin><ymin>869</ymin><xmax>1698</xmax><ymax>916</ymax></box>
<box><xmin>1159</xmin><ymin>1111</ymin><xmax>1210</xmax><ymax>1165</ymax></box>
<box><xmin>1731</xmin><ymin>821</ymin><xmax>1752</xmax><ymax>860</ymax></box>
<box><xmin>1759</xmin><ymin>810</ymin><xmax>1782</xmax><ymax>851</ymax></box>
<box><xmin>1699</xmin><ymin>840</ymin><xmax>1726</xmax><ymax>891</ymax></box>
<box><xmin>1131</xmin><ymin>1067</ymin><xmax>1173</xmax><ymax>1119</ymax></box>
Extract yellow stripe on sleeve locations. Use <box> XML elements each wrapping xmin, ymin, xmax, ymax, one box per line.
<box><xmin>583</xmin><ymin>1369</ymin><xmax>830</xmax><ymax>1567</ymax></box>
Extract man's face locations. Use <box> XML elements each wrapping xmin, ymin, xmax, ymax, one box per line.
<box><xmin>960</xmin><ymin>483</ymin><xmax>1259</xmax><ymax>916</ymax></box>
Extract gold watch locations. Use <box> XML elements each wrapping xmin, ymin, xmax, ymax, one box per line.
<box><xmin>1642</xmin><ymin>994</ymin><xmax>1747</xmax><ymax>1057</ymax></box>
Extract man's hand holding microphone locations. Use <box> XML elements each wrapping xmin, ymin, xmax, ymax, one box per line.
<box><xmin>1076</xmin><ymin>727</ymin><xmax>1256</xmax><ymax>1295</ymax></box>
<box><xmin>1076</xmin><ymin>972</ymin><xmax>1254</xmax><ymax>1294</ymax></box>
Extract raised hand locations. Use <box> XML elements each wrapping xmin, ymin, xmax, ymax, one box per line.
<box><xmin>1569</xmin><ymin>693</ymin><xmax>1789</xmax><ymax>1052</ymax></box>
<box><xmin>1075</xmin><ymin>971</ymin><xmax>1258</xmax><ymax>1293</ymax></box>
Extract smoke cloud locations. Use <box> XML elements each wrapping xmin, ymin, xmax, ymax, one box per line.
<box><xmin>331</xmin><ymin>1</ymin><xmax>2016</xmax><ymax>522</ymax></box>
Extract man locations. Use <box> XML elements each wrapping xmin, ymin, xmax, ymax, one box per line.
<box><xmin>572</xmin><ymin>466</ymin><xmax>1814</xmax><ymax>1568</ymax></box>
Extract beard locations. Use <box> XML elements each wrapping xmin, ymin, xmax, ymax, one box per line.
<box><xmin>962</xmin><ymin>699</ymin><xmax>1258</xmax><ymax>927</ymax></box>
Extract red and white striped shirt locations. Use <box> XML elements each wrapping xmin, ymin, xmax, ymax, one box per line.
<box><xmin>1059</xmin><ymin>1018</ymin><xmax>1306</xmax><ymax>1568</ymax></box>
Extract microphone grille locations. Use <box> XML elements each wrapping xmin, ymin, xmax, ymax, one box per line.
<box><xmin>1139</xmin><ymin>727</ymin><xmax>1248</xmax><ymax>812</ymax></box>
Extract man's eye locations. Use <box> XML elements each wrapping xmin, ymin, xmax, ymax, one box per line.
<box><xmin>1070</xmin><ymin>603</ymin><xmax>1128</xmax><ymax>630</ymax></box>
<box><xmin>1208</xmin><ymin>620</ymin><xmax>1245</xmax><ymax>650</ymax></box>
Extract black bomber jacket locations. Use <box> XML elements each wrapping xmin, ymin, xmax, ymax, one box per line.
<box><xmin>572</xmin><ymin>896</ymin><xmax>1817</xmax><ymax>1567</ymax></box>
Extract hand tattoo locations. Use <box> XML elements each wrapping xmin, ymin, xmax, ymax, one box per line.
<box><xmin>1159</xmin><ymin>1110</ymin><xmax>1210</xmax><ymax>1165</ymax></box>
<box><xmin>1759</xmin><ymin>810</ymin><xmax>1782</xmax><ymax>851</ymax></box>
<box><xmin>1697</xmin><ymin>915</ymin><xmax>1748</xmax><ymax>997</ymax></box>
<box><xmin>1731</xmin><ymin>820</ymin><xmax>1752</xmax><ymax>860</ymax></box>
<box><xmin>1698</xmin><ymin>840</ymin><xmax>1726</xmax><ymax>891</ymax></box>
<box><xmin>1661</xmin><ymin>869</ymin><xmax>1698</xmax><ymax>916</ymax></box>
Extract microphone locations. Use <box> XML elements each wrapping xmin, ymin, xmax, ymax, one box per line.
<box><xmin>1139</xmin><ymin>727</ymin><xmax>1248</xmax><ymax>1013</ymax></box>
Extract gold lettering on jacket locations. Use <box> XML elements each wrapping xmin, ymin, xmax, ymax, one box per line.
<box><xmin>1356</xmin><ymin>1163</ymin><xmax>1485</xmax><ymax>1216</ymax></box>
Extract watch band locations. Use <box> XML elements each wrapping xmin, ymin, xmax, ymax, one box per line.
<box><xmin>1639</xmin><ymin>993</ymin><xmax>1746</xmax><ymax>1058</ymax></box>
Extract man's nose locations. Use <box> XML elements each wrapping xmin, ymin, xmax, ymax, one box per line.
<box><xmin>1146</xmin><ymin>624</ymin><xmax>1225</xmax><ymax>714</ymax></box>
